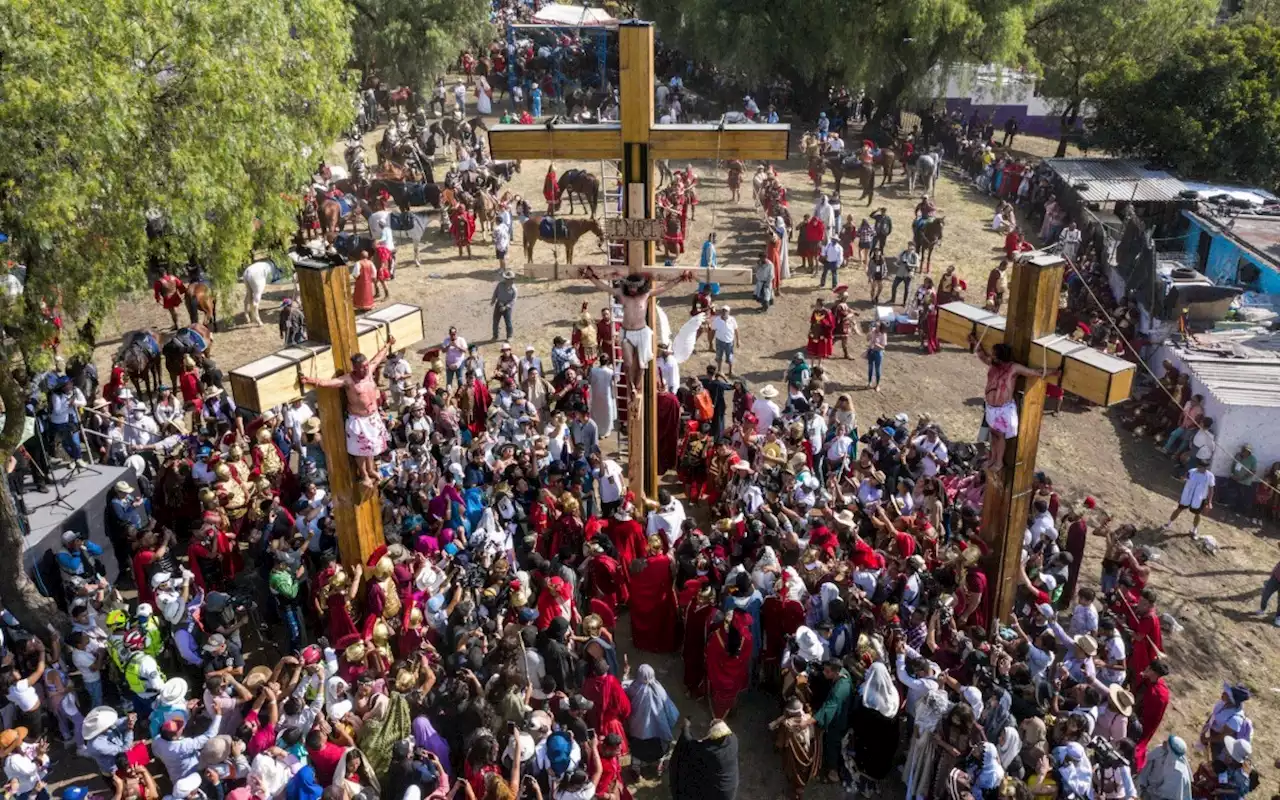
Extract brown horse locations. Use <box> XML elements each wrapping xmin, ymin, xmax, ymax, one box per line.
<box><xmin>162</xmin><ymin>323</ymin><xmax>213</xmax><ymax>387</ymax></box>
<box><xmin>117</xmin><ymin>330</ymin><xmax>163</xmax><ymax>401</ymax></box>
<box><xmin>553</xmin><ymin>169</ymin><xmax>601</xmax><ymax>217</ymax></box>
<box><xmin>872</xmin><ymin>148</ymin><xmax>897</xmax><ymax>186</ymax></box>
<box><xmin>521</xmin><ymin>216</ymin><xmax>603</xmax><ymax>265</ymax></box>
<box><xmin>320</xmin><ymin>195</ymin><xmax>366</xmax><ymax>241</ymax></box>
<box><xmin>186</xmin><ymin>281</ymin><xmax>219</xmax><ymax>331</ymax></box>
<box><xmin>914</xmin><ymin>217</ymin><xmax>946</xmax><ymax>269</ymax></box>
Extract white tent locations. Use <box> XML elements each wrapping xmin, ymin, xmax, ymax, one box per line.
<box><xmin>531</xmin><ymin>4</ymin><xmax>617</xmax><ymax>27</ymax></box>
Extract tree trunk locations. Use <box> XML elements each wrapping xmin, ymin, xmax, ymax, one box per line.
<box><xmin>1055</xmin><ymin>101</ymin><xmax>1081</xmax><ymax>158</ymax></box>
<box><xmin>0</xmin><ymin>357</ymin><xmax>65</xmax><ymax>638</ymax></box>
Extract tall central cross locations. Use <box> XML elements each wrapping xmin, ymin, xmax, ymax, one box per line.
<box><xmin>487</xmin><ymin>20</ymin><xmax>789</xmax><ymax>495</ymax></box>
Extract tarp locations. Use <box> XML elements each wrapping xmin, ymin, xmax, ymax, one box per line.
<box><xmin>531</xmin><ymin>4</ymin><xmax>617</xmax><ymax>26</ymax></box>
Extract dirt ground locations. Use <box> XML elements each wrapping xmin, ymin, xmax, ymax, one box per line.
<box><xmin>81</xmin><ymin>103</ymin><xmax>1279</xmax><ymax>796</ymax></box>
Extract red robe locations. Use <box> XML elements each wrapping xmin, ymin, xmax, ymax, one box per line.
<box><xmin>705</xmin><ymin>613</ymin><xmax>754</xmax><ymax>718</ymax></box>
<box><xmin>1121</xmin><ymin>605</ymin><xmax>1163</xmax><ymax>676</ymax></box>
<box><xmin>656</xmin><ymin>391</ymin><xmax>681</xmax><ymax>474</ymax></box>
<box><xmin>761</xmin><ymin>594</ymin><xmax>806</xmax><ymax>671</ymax></box>
<box><xmin>536</xmin><ymin>577</ymin><xmax>574</xmax><ymax>630</ymax></box>
<box><xmin>588</xmin><ymin>554</ymin><xmax>627</xmax><ymax>615</ymax></box>
<box><xmin>1133</xmin><ymin>675</ymin><xmax>1171</xmax><ymax>771</ymax></box>
<box><xmin>628</xmin><ymin>554</ymin><xmax>678</xmax><ymax>652</ymax></box>
<box><xmin>806</xmin><ymin>310</ymin><xmax>835</xmax><ymax>359</ymax></box>
<box><xmin>543</xmin><ymin>170</ymin><xmax>558</xmax><ymax>204</ymax></box>
<box><xmin>682</xmin><ymin>596</ymin><xmax>716</xmax><ymax>697</ymax></box>
<box><xmin>582</xmin><ymin>672</ymin><xmax>631</xmax><ymax>755</ymax></box>
<box><xmin>598</xmin><ymin>753</ymin><xmax>633</xmax><ymax>800</ymax></box>
<box><xmin>132</xmin><ymin>549</ymin><xmax>159</xmax><ymax>607</ymax></box>
<box><xmin>607</xmin><ymin>518</ymin><xmax>647</xmax><ymax>574</ymax></box>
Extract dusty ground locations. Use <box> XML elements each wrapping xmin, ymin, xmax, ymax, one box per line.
<box><xmin>77</xmin><ymin>107</ymin><xmax>1278</xmax><ymax>797</ymax></box>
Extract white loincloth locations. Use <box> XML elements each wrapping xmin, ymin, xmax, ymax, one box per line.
<box><xmin>984</xmin><ymin>400</ymin><xmax>1019</xmax><ymax>438</ymax></box>
<box><xmin>345</xmin><ymin>413</ymin><xmax>389</xmax><ymax>457</ymax></box>
<box><xmin>621</xmin><ymin>326</ymin><xmax>654</xmax><ymax>367</ymax></box>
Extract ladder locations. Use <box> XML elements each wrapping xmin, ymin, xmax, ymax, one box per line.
<box><xmin>600</xmin><ymin>158</ymin><xmax>628</xmax><ymax>452</ymax></box>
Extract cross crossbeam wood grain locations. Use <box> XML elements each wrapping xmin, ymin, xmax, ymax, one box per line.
<box><xmin>487</xmin><ymin>20</ymin><xmax>789</xmax><ymax>495</ymax></box>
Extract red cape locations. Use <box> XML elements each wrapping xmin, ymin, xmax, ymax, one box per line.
<box><xmin>629</xmin><ymin>554</ymin><xmax>678</xmax><ymax>653</ymax></box>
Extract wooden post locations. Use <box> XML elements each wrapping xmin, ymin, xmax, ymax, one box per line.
<box><xmin>979</xmin><ymin>255</ymin><xmax>1065</xmax><ymax>627</ymax></box>
<box><xmin>295</xmin><ymin>260</ymin><xmax>385</xmax><ymax>567</ymax></box>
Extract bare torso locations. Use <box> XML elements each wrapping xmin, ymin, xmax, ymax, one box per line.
<box><xmin>344</xmin><ymin>374</ymin><xmax>379</xmax><ymax>416</ymax></box>
<box><xmin>615</xmin><ymin>293</ymin><xmax>649</xmax><ymax>330</ymax></box>
<box><xmin>985</xmin><ymin>362</ymin><xmax>1016</xmax><ymax>406</ymax></box>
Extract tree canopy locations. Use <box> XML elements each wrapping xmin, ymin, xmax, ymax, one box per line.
<box><xmin>1087</xmin><ymin>21</ymin><xmax>1280</xmax><ymax>186</ymax></box>
<box><xmin>0</xmin><ymin>0</ymin><xmax>353</xmax><ymax>629</ymax></box>
<box><xmin>1026</xmin><ymin>0</ymin><xmax>1216</xmax><ymax>155</ymax></box>
<box><xmin>638</xmin><ymin>0</ymin><xmax>1032</xmax><ymax>119</ymax></box>
<box><xmin>350</xmin><ymin>0</ymin><xmax>493</xmax><ymax>90</ymax></box>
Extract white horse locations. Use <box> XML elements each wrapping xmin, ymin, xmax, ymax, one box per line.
<box><xmin>242</xmin><ymin>259</ymin><xmax>277</xmax><ymax>326</ymax></box>
<box><xmin>367</xmin><ymin>210</ymin><xmax>432</xmax><ymax>266</ymax></box>
<box><xmin>909</xmin><ymin>150</ymin><xmax>942</xmax><ymax>194</ymax></box>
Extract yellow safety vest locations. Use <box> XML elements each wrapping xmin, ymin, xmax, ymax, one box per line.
<box><xmin>125</xmin><ymin>652</ymin><xmax>164</xmax><ymax>697</ymax></box>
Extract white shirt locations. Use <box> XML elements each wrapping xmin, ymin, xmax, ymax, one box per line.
<box><xmin>155</xmin><ymin>397</ymin><xmax>183</xmax><ymax>427</ymax></box>
<box><xmin>1097</xmin><ymin>633</ymin><xmax>1127</xmax><ymax>685</ymax></box>
<box><xmin>284</xmin><ymin>403</ymin><xmax>314</xmax><ymax>446</ymax></box>
<box><xmin>1192</xmin><ymin>428</ymin><xmax>1215</xmax><ymax>461</ymax></box>
<box><xmin>751</xmin><ymin>398</ymin><xmax>779</xmax><ymax>432</ymax></box>
<box><xmin>822</xmin><ymin>241</ymin><xmax>843</xmax><ymax>264</ymax></box>
<box><xmin>646</xmin><ymin>500</ymin><xmax>686</xmax><ymax>546</ymax></box>
<box><xmin>1180</xmin><ymin>468</ymin><xmax>1215</xmax><ymax>508</ymax></box>
<box><xmin>1068</xmin><ymin>602</ymin><xmax>1099</xmax><ymax>637</ymax></box>
<box><xmin>125</xmin><ymin>413</ymin><xmax>159</xmax><ymax>447</ymax></box>
<box><xmin>7</xmin><ymin>679</ymin><xmax>38</xmax><ymax>712</ymax></box>
<box><xmin>525</xmin><ymin>649</ymin><xmax>548</xmax><ymax>699</ymax></box>
<box><xmin>49</xmin><ymin>390</ymin><xmax>82</xmax><ymax>425</ymax></box>
<box><xmin>912</xmin><ymin>435</ymin><xmax>948</xmax><ymax>477</ymax></box>
<box><xmin>1029</xmin><ymin>511</ymin><xmax>1058</xmax><ymax>544</ymax></box>
<box><xmin>72</xmin><ymin>641</ymin><xmax>104</xmax><ymax>683</ymax></box>
<box><xmin>493</xmin><ymin>224</ymin><xmax>511</xmax><ymax>252</ymax></box>
<box><xmin>710</xmin><ymin>315</ymin><xmax>738</xmax><ymax>344</ymax></box>
<box><xmin>4</xmin><ymin>751</ymin><xmax>47</xmax><ymax>794</ymax></box>
<box><xmin>657</xmin><ymin>355</ymin><xmax>679</xmax><ymax>393</ymax></box>
<box><xmin>825</xmin><ymin>434</ymin><xmax>852</xmax><ymax>462</ymax></box>
<box><xmin>598</xmin><ymin>459</ymin><xmax>624</xmax><ymax>503</ymax></box>
<box><xmin>805</xmin><ymin>415</ymin><xmax>828</xmax><ymax>455</ymax></box>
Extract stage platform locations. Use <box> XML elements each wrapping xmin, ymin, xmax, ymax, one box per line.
<box><xmin>20</xmin><ymin>463</ymin><xmax>136</xmax><ymax>575</ymax></box>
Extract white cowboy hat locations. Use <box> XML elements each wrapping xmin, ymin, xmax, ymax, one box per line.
<box><xmin>114</xmin><ymin>481</ymin><xmax>134</xmax><ymax>494</ymax></box>
<box><xmin>202</xmin><ymin>385</ymin><xmax>224</xmax><ymax>400</ymax></box>
<box><xmin>159</xmin><ymin>677</ymin><xmax>189</xmax><ymax>706</ymax></box>
<box><xmin>1073</xmin><ymin>634</ymin><xmax>1098</xmax><ymax>656</ymax></box>
<box><xmin>1108</xmin><ymin>685</ymin><xmax>1134</xmax><ymax>717</ymax></box>
<box><xmin>759</xmin><ymin>384</ymin><xmax>779</xmax><ymax>399</ymax></box>
<box><xmin>1224</xmin><ymin>736</ymin><xmax>1252</xmax><ymax>763</ymax></box>
<box><xmin>82</xmin><ymin>706</ymin><xmax>119</xmax><ymax>741</ymax></box>
<box><xmin>833</xmin><ymin>509</ymin><xmax>857</xmax><ymax>529</ymax></box>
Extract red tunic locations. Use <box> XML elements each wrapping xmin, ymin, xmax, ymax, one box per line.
<box><xmin>607</xmin><ymin>518</ymin><xmax>647</xmax><ymax>574</ymax></box>
<box><xmin>1122</xmin><ymin>605</ymin><xmax>1163</xmax><ymax>676</ymax></box>
<box><xmin>798</xmin><ymin>217</ymin><xmax>825</xmax><ymax>258</ymax></box>
<box><xmin>806</xmin><ymin>310</ymin><xmax>835</xmax><ymax>359</ymax></box>
<box><xmin>681</xmin><ymin>597</ymin><xmax>716</xmax><ymax>697</ymax></box>
<box><xmin>704</xmin><ymin>613</ymin><xmax>754</xmax><ymax>718</ymax></box>
<box><xmin>628</xmin><ymin>555</ymin><xmax>678</xmax><ymax>652</ymax></box>
<box><xmin>1133</xmin><ymin>675</ymin><xmax>1170</xmax><ymax>771</ymax></box>
<box><xmin>588</xmin><ymin>554</ymin><xmax>627</xmax><ymax>615</ymax></box>
<box><xmin>153</xmin><ymin>277</ymin><xmax>186</xmax><ymax>309</ymax></box>
<box><xmin>582</xmin><ymin>672</ymin><xmax>631</xmax><ymax>755</ymax></box>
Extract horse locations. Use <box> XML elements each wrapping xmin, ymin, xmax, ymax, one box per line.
<box><xmin>241</xmin><ymin>259</ymin><xmax>279</xmax><ymax>326</ymax></box>
<box><xmin>871</xmin><ymin>148</ymin><xmax>898</xmax><ymax>186</ymax></box>
<box><xmin>553</xmin><ymin>169</ymin><xmax>600</xmax><ymax>217</ymax></box>
<box><xmin>320</xmin><ymin>194</ymin><xmax>367</xmax><ymax>241</ymax></box>
<box><xmin>185</xmin><ymin>280</ymin><xmax>219</xmax><ymax>331</ymax></box>
<box><xmin>914</xmin><ymin>217</ymin><xmax>946</xmax><ymax>269</ymax></box>
<box><xmin>827</xmin><ymin>156</ymin><xmax>879</xmax><ymax>205</ymax></box>
<box><xmin>486</xmin><ymin>160</ymin><xmax>522</xmax><ymax>182</ymax></box>
<box><xmin>521</xmin><ymin>216</ymin><xmax>603</xmax><ymax>265</ymax></box>
<box><xmin>368</xmin><ymin>179</ymin><xmax>442</xmax><ymax>213</ymax></box>
<box><xmin>908</xmin><ymin>151</ymin><xmax>941</xmax><ymax>195</ymax></box>
<box><xmin>370</xmin><ymin>211</ymin><xmax>433</xmax><ymax>266</ymax></box>
<box><xmin>117</xmin><ymin>330</ymin><xmax>162</xmax><ymax>401</ymax></box>
<box><xmin>162</xmin><ymin>323</ymin><xmax>213</xmax><ymax>387</ymax></box>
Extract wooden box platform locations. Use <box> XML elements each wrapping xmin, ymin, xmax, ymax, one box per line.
<box><xmin>521</xmin><ymin>263</ymin><xmax>754</xmax><ymax>285</ymax></box>
<box><xmin>230</xmin><ymin>304</ymin><xmax>426</xmax><ymax>412</ymax></box>
<box><xmin>934</xmin><ymin>301</ymin><xmax>1134</xmax><ymax>406</ymax></box>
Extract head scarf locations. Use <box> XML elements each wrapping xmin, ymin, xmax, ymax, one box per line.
<box><xmin>996</xmin><ymin>725</ymin><xmax>1022</xmax><ymax>770</ymax></box>
<box><xmin>794</xmin><ymin>626</ymin><xmax>826</xmax><ymax>662</ymax></box>
<box><xmin>412</xmin><ymin>715</ymin><xmax>453</xmax><ymax>775</ymax></box>
<box><xmin>973</xmin><ymin>742</ymin><xmax>1005</xmax><ymax>791</ymax></box>
<box><xmin>859</xmin><ymin>661</ymin><xmax>900</xmax><ymax>718</ymax></box>
<box><xmin>981</xmin><ymin>687</ymin><xmax>1012</xmax><ymax>743</ymax></box>
<box><xmin>752</xmin><ymin>547</ymin><xmax>780</xmax><ymax>593</ymax></box>
<box><xmin>914</xmin><ymin>689</ymin><xmax>953</xmax><ymax>734</ymax></box>
<box><xmin>1053</xmin><ymin>742</ymin><xmax>1094</xmax><ymax>798</ymax></box>
<box><xmin>819</xmin><ymin>583</ymin><xmax>840</xmax><ymax>622</ymax></box>
<box><xmin>961</xmin><ymin>685</ymin><xmax>983</xmax><ymax>720</ymax></box>
<box><xmin>325</xmin><ymin>676</ymin><xmax>352</xmax><ymax>721</ymax></box>
<box><xmin>286</xmin><ymin>766</ymin><xmax>324</xmax><ymax>800</ymax></box>
<box><xmin>625</xmin><ymin>665</ymin><xmax>678</xmax><ymax>744</ymax></box>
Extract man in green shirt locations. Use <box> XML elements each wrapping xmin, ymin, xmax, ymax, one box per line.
<box><xmin>269</xmin><ymin>560</ymin><xmax>307</xmax><ymax>654</ymax></box>
<box><xmin>814</xmin><ymin>659</ymin><xmax>852</xmax><ymax>782</ymax></box>
<box><xmin>1227</xmin><ymin>443</ymin><xmax>1258</xmax><ymax>514</ymax></box>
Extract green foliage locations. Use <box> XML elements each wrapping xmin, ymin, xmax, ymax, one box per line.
<box><xmin>350</xmin><ymin>0</ymin><xmax>492</xmax><ymax>90</ymax></box>
<box><xmin>0</xmin><ymin>0</ymin><xmax>353</xmax><ymax>375</ymax></box>
<box><xmin>638</xmin><ymin>0</ymin><xmax>1034</xmax><ymax>114</ymax></box>
<box><xmin>1088</xmin><ymin>21</ymin><xmax>1280</xmax><ymax>186</ymax></box>
<box><xmin>1028</xmin><ymin>0</ymin><xmax>1215</xmax><ymax>119</ymax></box>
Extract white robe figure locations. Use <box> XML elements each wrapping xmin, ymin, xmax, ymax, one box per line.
<box><xmin>588</xmin><ymin>363</ymin><xmax>616</xmax><ymax>437</ymax></box>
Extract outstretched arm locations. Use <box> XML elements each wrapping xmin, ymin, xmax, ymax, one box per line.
<box><xmin>652</xmin><ymin>271</ymin><xmax>694</xmax><ymax>298</ymax></box>
<box><xmin>582</xmin><ymin>268</ymin><xmax>621</xmax><ymax>297</ymax></box>
<box><xmin>300</xmin><ymin>375</ymin><xmax>346</xmax><ymax>389</ymax></box>
<box><xmin>368</xmin><ymin>336</ymin><xmax>397</xmax><ymax>373</ymax></box>
<box><xmin>1010</xmin><ymin>362</ymin><xmax>1060</xmax><ymax>379</ymax></box>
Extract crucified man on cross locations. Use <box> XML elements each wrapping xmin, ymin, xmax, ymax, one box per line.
<box><xmin>583</xmin><ymin>269</ymin><xmax>692</xmax><ymax>390</ymax></box>
<box><xmin>301</xmin><ymin>336</ymin><xmax>396</xmax><ymax>488</ymax></box>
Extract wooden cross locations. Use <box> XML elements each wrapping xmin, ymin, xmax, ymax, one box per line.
<box><xmin>487</xmin><ymin>20</ymin><xmax>789</xmax><ymax>495</ymax></box>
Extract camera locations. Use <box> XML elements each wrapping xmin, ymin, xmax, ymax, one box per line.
<box><xmin>1089</xmin><ymin>736</ymin><xmax>1129</xmax><ymax>769</ymax></box>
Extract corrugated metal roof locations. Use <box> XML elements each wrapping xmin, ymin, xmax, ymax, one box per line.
<box><xmin>1179</xmin><ymin>354</ymin><xmax>1280</xmax><ymax>407</ymax></box>
<box><xmin>1043</xmin><ymin>158</ymin><xmax>1190</xmax><ymax>204</ymax></box>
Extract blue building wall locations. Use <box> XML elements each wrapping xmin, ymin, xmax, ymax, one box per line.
<box><xmin>1181</xmin><ymin>212</ymin><xmax>1280</xmax><ymax>295</ymax></box>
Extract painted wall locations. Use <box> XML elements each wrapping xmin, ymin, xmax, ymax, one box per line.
<box><xmin>921</xmin><ymin>64</ymin><xmax>1087</xmax><ymax>139</ymax></box>
<box><xmin>1181</xmin><ymin>213</ymin><xmax>1280</xmax><ymax>294</ymax></box>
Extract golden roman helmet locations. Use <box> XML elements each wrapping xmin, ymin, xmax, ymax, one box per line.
<box><xmin>371</xmin><ymin>619</ymin><xmax>392</xmax><ymax>646</ymax></box>
<box><xmin>255</xmin><ymin>427</ymin><xmax>273</xmax><ymax>444</ymax></box>
<box><xmin>581</xmin><ymin>614</ymin><xmax>603</xmax><ymax>637</ymax></box>
<box><xmin>647</xmin><ymin>534</ymin><xmax>665</xmax><ymax>555</ymax></box>
<box><xmin>228</xmin><ymin>444</ymin><xmax>244</xmax><ymax>461</ymax></box>
<box><xmin>330</xmin><ymin>566</ymin><xmax>349</xmax><ymax>589</ymax></box>
<box><xmin>373</xmin><ymin>556</ymin><xmax>394</xmax><ymax>580</ymax></box>
<box><xmin>408</xmin><ymin>607</ymin><xmax>423</xmax><ymax>627</ymax></box>
<box><xmin>394</xmin><ymin>661</ymin><xmax>420</xmax><ymax>692</ymax></box>
<box><xmin>214</xmin><ymin>464</ymin><xmax>231</xmax><ymax>481</ymax></box>
<box><xmin>344</xmin><ymin>641</ymin><xmax>367</xmax><ymax>662</ymax></box>
<box><xmin>199</xmin><ymin>488</ymin><xmax>218</xmax><ymax>508</ymax></box>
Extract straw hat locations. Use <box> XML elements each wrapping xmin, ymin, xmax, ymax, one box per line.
<box><xmin>303</xmin><ymin>417</ymin><xmax>322</xmax><ymax>435</ymax></box>
<box><xmin>114</xmin><ymin>481</ymin><xmax>134</xmax><ymax>494</ymax></box>
<box><xmin>1073</xmin><ymin>634</ymin><xmax>1098</xmax><ymax>656</ymax></box>
<box><xmin>0</xmin><ymin>728</ymin><xmax>26</xmax><ymax>756</ymax></box>
<box><xmin>202</xmin><ymin>385</ymin><xmax>224</xmax><ymax>400</ymax></box>
<box><xmin>243</xmin><ymin>665</ymin><xmax>273</xmax><ymax>691</ymax></box>
<box><xmin>759</xmin><ymin>384</ymin><xmax>780</xmax><ymax>399</ymax></box>
<box><xmin>1108</xmin><ymin>685</ymin><xmax>1134</xmax><ymax>717</ymax></box>
<box><xmin>82</xmin><ymin>707</ymin><xmax>119</xmax><ymax>741</ymax></box>
<box><xmin>833</xmin><ymin>509</ymin><xmax>857</xmax><ymax>529</ymax></box>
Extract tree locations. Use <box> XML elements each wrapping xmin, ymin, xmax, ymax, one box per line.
<box><xmin>1027</xmin><ymin>0</ymin><xmax>1216</xmax><ymax>156</ymax></box>
<box><xmin>350</xmin><ymin>0</ymin><xmax>493</xmax><ymax>91</ymax></box>
<box><xmin>1088</xmin><ymin>21</ymin><xmax>1280</xmax><ymax>186</ymax></box>
<box><xmin>638</xmin><ymin>0</ymin><xmax>1034</xmax><ymax>122</ymax></box>
<box><xmin>0</xmin><ymin>0</ymin><xmax>352</xmax><ymax>632</ymax></box>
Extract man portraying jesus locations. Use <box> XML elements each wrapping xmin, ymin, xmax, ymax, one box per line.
<box><xmin>974</xmin><ymin>340</ymin><xmax>1060</xmax><ymax>471</ymax></box>
<box><xmin>584</xmin><ymin>269</ymin><xmax>691</xmax><ymax>389</ymax></box>
<box><xmin>301</xmin><ymin>335</ymin><xmax>396</xmax><ymax>487</ymax></box>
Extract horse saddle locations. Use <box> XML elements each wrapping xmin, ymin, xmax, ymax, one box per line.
<box><xmin>173</xmin><ymin>327</ymin><xmax>207</xmax><ymax>353</ymax></box>
<box><xmin>539</xmin><ymin>217</ymin><xmax>569</xmax><ymax>239</ymax></box>
<box><xmin>406</xmin><ymin>183</ymin><xmax>428</xmax><ymax>206</ymax></box>
<box><xmin>335</xmin><ymin>194</ymin><xmax>356</xmax><ymax>216</ymax></box>
<box><xmin>390</xmin><ymin>212</ymin><xmax>416</xmax><ymax>231</ymax></box>
<box><xmin>838</xmin><ymin>155</ymin><xmax>860</xmax><ymax>171</ymax></box>
<box><xmin>333</xmin><ymin>232</ymin><xmax>359</xmax><ymax>253</ymax></box>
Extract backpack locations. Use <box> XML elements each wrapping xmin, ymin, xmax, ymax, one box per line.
<box><xmin>691</xmin><ymin>389</ymin><xmax>714</xmax><ymax>422</ymax></box>
<box><xmin>680</xmin><ymin>436</ymin><xmax>707</xmax><ymax>469</ymax></box>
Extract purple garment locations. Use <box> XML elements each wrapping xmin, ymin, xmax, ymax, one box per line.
<box><xmin>412</xmin><ymin>715</ymin><xmax>453</xmax><ymax>776</ymax></box>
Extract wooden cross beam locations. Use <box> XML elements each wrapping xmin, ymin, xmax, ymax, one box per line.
<box><xmin>487</xmin><ymin>20</ymin><xmax>789</xmax><ymax>496</ymax></box>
